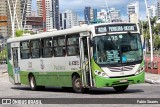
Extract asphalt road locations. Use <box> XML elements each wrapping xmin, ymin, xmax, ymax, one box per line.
<box><xmin>0</xmin><ymin>65</ymin><xmax>160</xmax><ymax>106</ymax></box>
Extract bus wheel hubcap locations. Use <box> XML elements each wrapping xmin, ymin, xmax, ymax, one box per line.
<box><xmin>75</xmin><ymin>79</ymin><xmax>81</xmax><ymax>88</ymax></box>
<box><xmin>30</xmin><ymin>77</ymin><xmax>34</xmax><ymax>88</ymax></box>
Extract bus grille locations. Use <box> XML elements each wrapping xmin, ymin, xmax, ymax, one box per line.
<box><xmin>108</xmin><ymin>65</ymin><xmax>135</xmax><ymax>72</ymax></box>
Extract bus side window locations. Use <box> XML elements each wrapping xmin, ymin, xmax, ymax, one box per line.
<box><xmin>30</xmin><ymin>40</ymin><xmax>41</xmax><ymax>58</ymax></box>
<box><xmin>66</xmin><ymin>34</ymin><xmax>79</xmax><ymax>56</ymax></box>
<box><xmin>42</xmin><ymin>38</ymin><xmax>53</xmax><ymax>57</ymax></box>
<box><xmin>20</xmin><ymin>41</ymin><xmax>30</xmax><ymax>59</ymax></box>
<box><xmin>53</xmin><ymin>36</ymin><xmax>66</xmax><ymax>57</ymax></box>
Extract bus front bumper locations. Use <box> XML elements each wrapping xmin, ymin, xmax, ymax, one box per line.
<box><xmin>94</xmin><ymin>71</ymin><xmax>145</xmax><ymax>88</ymax></box>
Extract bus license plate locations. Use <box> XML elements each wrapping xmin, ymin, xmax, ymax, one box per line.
<box><xmin>119</xmin><ymin>79</ymin><xmax>128</xmax><ymax>83</ymax></box>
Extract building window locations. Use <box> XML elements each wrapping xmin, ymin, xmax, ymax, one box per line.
<box><xmin>41</xmin><ymin>38</ymin><xmax>53</xmax><ymax>57</ymax></box>
<box><xmin>30</xmin><ymin>40</ymin><xmax>41</xmax><ymax>58</ymax></box>
<box><xmin>20</xmin><ymin>41</ymin><xmax>30</xmax><ymax>59</ymax></box>
<box><xmin>53</xmin><ymin>36</ymin><xmax>66</xmax><ymax>57</ymax></box>
<box><xmin>66</xmin><ymin>34</ymin><xmax>79</xmax><ymax>56</ymax></box>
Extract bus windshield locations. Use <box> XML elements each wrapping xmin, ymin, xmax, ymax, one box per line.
<box><xmin>92</xmin><ymin>33</ymin><xmax>143</xmax><ymax>65</ymax></box>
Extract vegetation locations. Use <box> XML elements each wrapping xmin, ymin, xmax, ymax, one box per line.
<box><xmin>0</xmin><ymin>48</ymin><xmax>7</xmax><ymax>63</ymax></box>
<box><xmin>15</xmin><ymin>30</ymin><xmax>36</xmax><ymax>37</ymax></box>
<box><xmin>141</xmin><ymin>16</ymin><xmax>160</xmax><ymax>52</ymax></box>
<box><xmin>15</xmin><ymin>30</ymin><xmax>24</xmax><ymax>37</ymax></box>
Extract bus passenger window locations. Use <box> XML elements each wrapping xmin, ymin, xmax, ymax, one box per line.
<box><xmin>53</xmin><ymin>36</ymin><xmax>66</xmax><ymax>57</ymax></box>
<box><xmin>30</xmin><ymin>40</ymin><xmax>41</xmax><ymax>58</ymax></box>
<box><xmin>20</xmin><ymin>41</ymin><xmax>30</xmax><ymax>59</ymax></box>
<box><xmin>42</xmin><ymin>38</ymin><xmax>53</xmax><ymax>57</ymax></box>
<box><xmin>66</xmin><ymin>34</ymin><xmax>79</xmax><ymax>56</ymax></box>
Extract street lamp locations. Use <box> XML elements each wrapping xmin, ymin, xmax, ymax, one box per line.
<box><xmin>144</xmin><ymin>0</ymin><xmax>153</xmax><ymax>62</ymax></box>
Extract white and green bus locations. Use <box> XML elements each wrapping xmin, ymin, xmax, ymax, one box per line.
<box><xmin>7</xmin><ymin>23</ymin><xmax>144</xmax><ymax>93</ymax></box>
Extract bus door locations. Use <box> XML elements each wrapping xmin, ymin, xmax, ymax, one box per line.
<box><xmin>79</xmin><ymin>37</ymin><xmax>93</xmax><ymax>87</ymax></box>
<box><xmin>12</xmin><ymin>47</ymin><xmax>20</xmax><ymax>84</ymax></box>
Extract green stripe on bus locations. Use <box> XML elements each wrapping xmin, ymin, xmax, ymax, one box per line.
<box><xmin>7</xmin><ymin>61</ymin><xmax>14</xmax><ymax>79</ymax></box>
<box><xmin>20</xmin><ymin>71</ymin><xmax>81</xmax><ymax>87</ymax></box>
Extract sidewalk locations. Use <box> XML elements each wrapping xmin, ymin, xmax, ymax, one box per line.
<box><xmin>145</xmin><ymin>72</ymin><xmax>160</xmax><ymax>84</ymax></box>
<box><xmin>0</xmin><ymin>70</ymin><xmax>7</xmax><ymax>77</ymax></box>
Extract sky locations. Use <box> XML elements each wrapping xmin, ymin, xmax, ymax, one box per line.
<box><xmin>32</xmin><ymin>0</ymin><xmax>158</xmax><ymax>20</ymax></box>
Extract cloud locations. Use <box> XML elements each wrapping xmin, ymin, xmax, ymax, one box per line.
<box><xmin>60</xmin><ymin>0</ymin><xmax>157</xmax><ymax>20</ymax></box>
<box><xmin>31</xmin><ymin>0</ymin><xmax>157</xmax><ymax>20</ymax></box>
<box><xmin>59</xmin><ymin>0</ymin><xmax>130</xmax><ymax>11</ymax></box>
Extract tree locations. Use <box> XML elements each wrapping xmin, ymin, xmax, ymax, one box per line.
<box><xmin>16</xmin><ymin>30</ymin><xmax>23</xmax><ymax>37</ymax></box>
<box><xmin>154</xmin><ymin>35</ymin><xmax>160</xmax><ymax>50</ymax></box>
<box><xmin>0</xmin><ymin>48</ymin><xmax>7</xmax><ymax>63</ymax></box>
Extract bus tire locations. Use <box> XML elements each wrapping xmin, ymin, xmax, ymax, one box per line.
<box><xmin>29</xmin><ymin>75</ymin><xmax>37</xmax><ymax>91</ymax></box>
<box><xmin>72</xmin><ymin>75</ymin><xmax>85</xmax><ymax>93</ymax></box>
<box><xmin>113</xmin><ymin>85</ymin><xmax>128</xmax><ymax>92</ymax></box>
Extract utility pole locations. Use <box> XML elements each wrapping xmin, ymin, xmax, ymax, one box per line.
<box><xmin>144</xmin><ymin>0</ymin><xmax>153</xmax><ymax>62</ymax></box>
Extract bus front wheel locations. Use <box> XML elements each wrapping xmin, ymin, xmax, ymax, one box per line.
<box><xmin>113</xmin><ymin>85</ymin><xmax>128</xmax><ymax>92</ymax></box>
<box><xmin>29</xmin><ymin>75</ymin><xmax>37</xmax><ymax>91</ymax></box>
<box><xmin>72</xmin><ymin>75</ymin><xmax>88</xmax><ymax>93</ymax></box>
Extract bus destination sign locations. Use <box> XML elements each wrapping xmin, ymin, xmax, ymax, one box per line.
<box><xmin>95</xmin><ymin>24</ymin><xmax>137</xmax><ymax>34</ymax></box>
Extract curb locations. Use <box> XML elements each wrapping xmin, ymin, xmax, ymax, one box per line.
<box><xmin>145</xmin><ymin>79</ymin><xmax>160</xmax><ymax>84</ymax></box>
<box><xmin>2</xmin><ymin>71</ymin><xmax>7</xmax><ymax>74</ymax></box>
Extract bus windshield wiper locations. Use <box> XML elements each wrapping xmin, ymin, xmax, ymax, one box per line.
<box><xmin>127</xmin><ymin>31</ymin><xmax>135</xmax><ymax>39</ymax></box>
<box><xmin>106</xmin><ymin>33</ymin><xmax>118</xmax><ymax>50</ymax></box>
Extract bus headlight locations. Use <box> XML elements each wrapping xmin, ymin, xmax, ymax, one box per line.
<box><xmin>94</xmin><ymin>70</ymin><xmax>108</xmax><ymax>77</ymax></box>
<box><xmin>135</xmin><ymin>66</ymin><xmax>144</xmax><ymax>75</ymax></box>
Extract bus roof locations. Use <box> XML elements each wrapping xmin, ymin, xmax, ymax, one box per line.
<box><xmin>7</xmin><ymin>22</ymin><xmax>138</xmax><ymax>43</ymax></box>
<box><xmin>7</xmin><ymin>24</ymin><xmax>92</xmax><ymax>43</ymax></box>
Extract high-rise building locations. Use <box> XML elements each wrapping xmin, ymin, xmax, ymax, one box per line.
<box><xmin>26</xmin><ymin>0</ymin><xmax>32</xmax><ymax>17</ymax></box>
<box><xmin>129</xmin><ymin>13</ymin><xmax>138</xmax><ymax>23</ymax></box>
<box><xmin>25</xmin><ymin>17</ymin><xmax>43</xmax><ymax>33</ymax></box>
<box><xmin>84</xmin><ymin>7</ymin><xmax>98</xmax><ymax>24</ymax></box>
<box><xmin>0</xmin><ymin>0</ymin><xmax>8</xmax><ymax>50</ymax></box>
<box><xmin>37</xmin><ymin>0</ymin><xmax>59</xmax><ymax>30</ymax></box>
<box><xmin>60</xmin><ymin>9</ymin><xmax>79</xmax><ymax>29</ymax></box>
<box><xmin>21</xmin><ymin>0</ymin><xmax>33</xmax><ymax>29</ymax></box>
<box><xmin>0</xmin><ymin>0</ymin><xmax>8</xmax><ymax>38</ymax></box>
<box><xmin>37</xmin><ymin>0</ymin><xmax>43</xmax><ymax>17</ymax></box>
<box><xmin>127</xmin><ymin>1</ymin><xmax>139</xmax><ymax>22</ymax></box>
<box><xmin>46</xmin><ymin>0</ymin><xmax>53</xmax><ymax>30</ymax></box>
<box><xmin>109</xmin><ymin>8</ymin><xmax>121</xmax><ymax>22</ymax></box>
<box><xmin>93</xmin><ymin>9</ymin><xmax>97</xmax><ymax>22</ymax></box>
<box><xmin>148</xmin><ymin>5</ymin><xmax>157</xmax><ymax>18</ymax></box>
<box><xmin>37</xmin><ymin>0</ymin><xmax>46</xmax><ymax>31</ymax></box>
<box><xmin>84</xmin><ymin>7</ymin><xmax>92</xmax><ymax>24</ymax></box>
<box><xmin>97</xmin><ymin>9</ymin><xmax>108</xmax><ymax>22</ymax></box>
<box><xmin>52</xmin><ymin>0</ymin><xmax>60</xmax><ymax>30</ymax></box>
